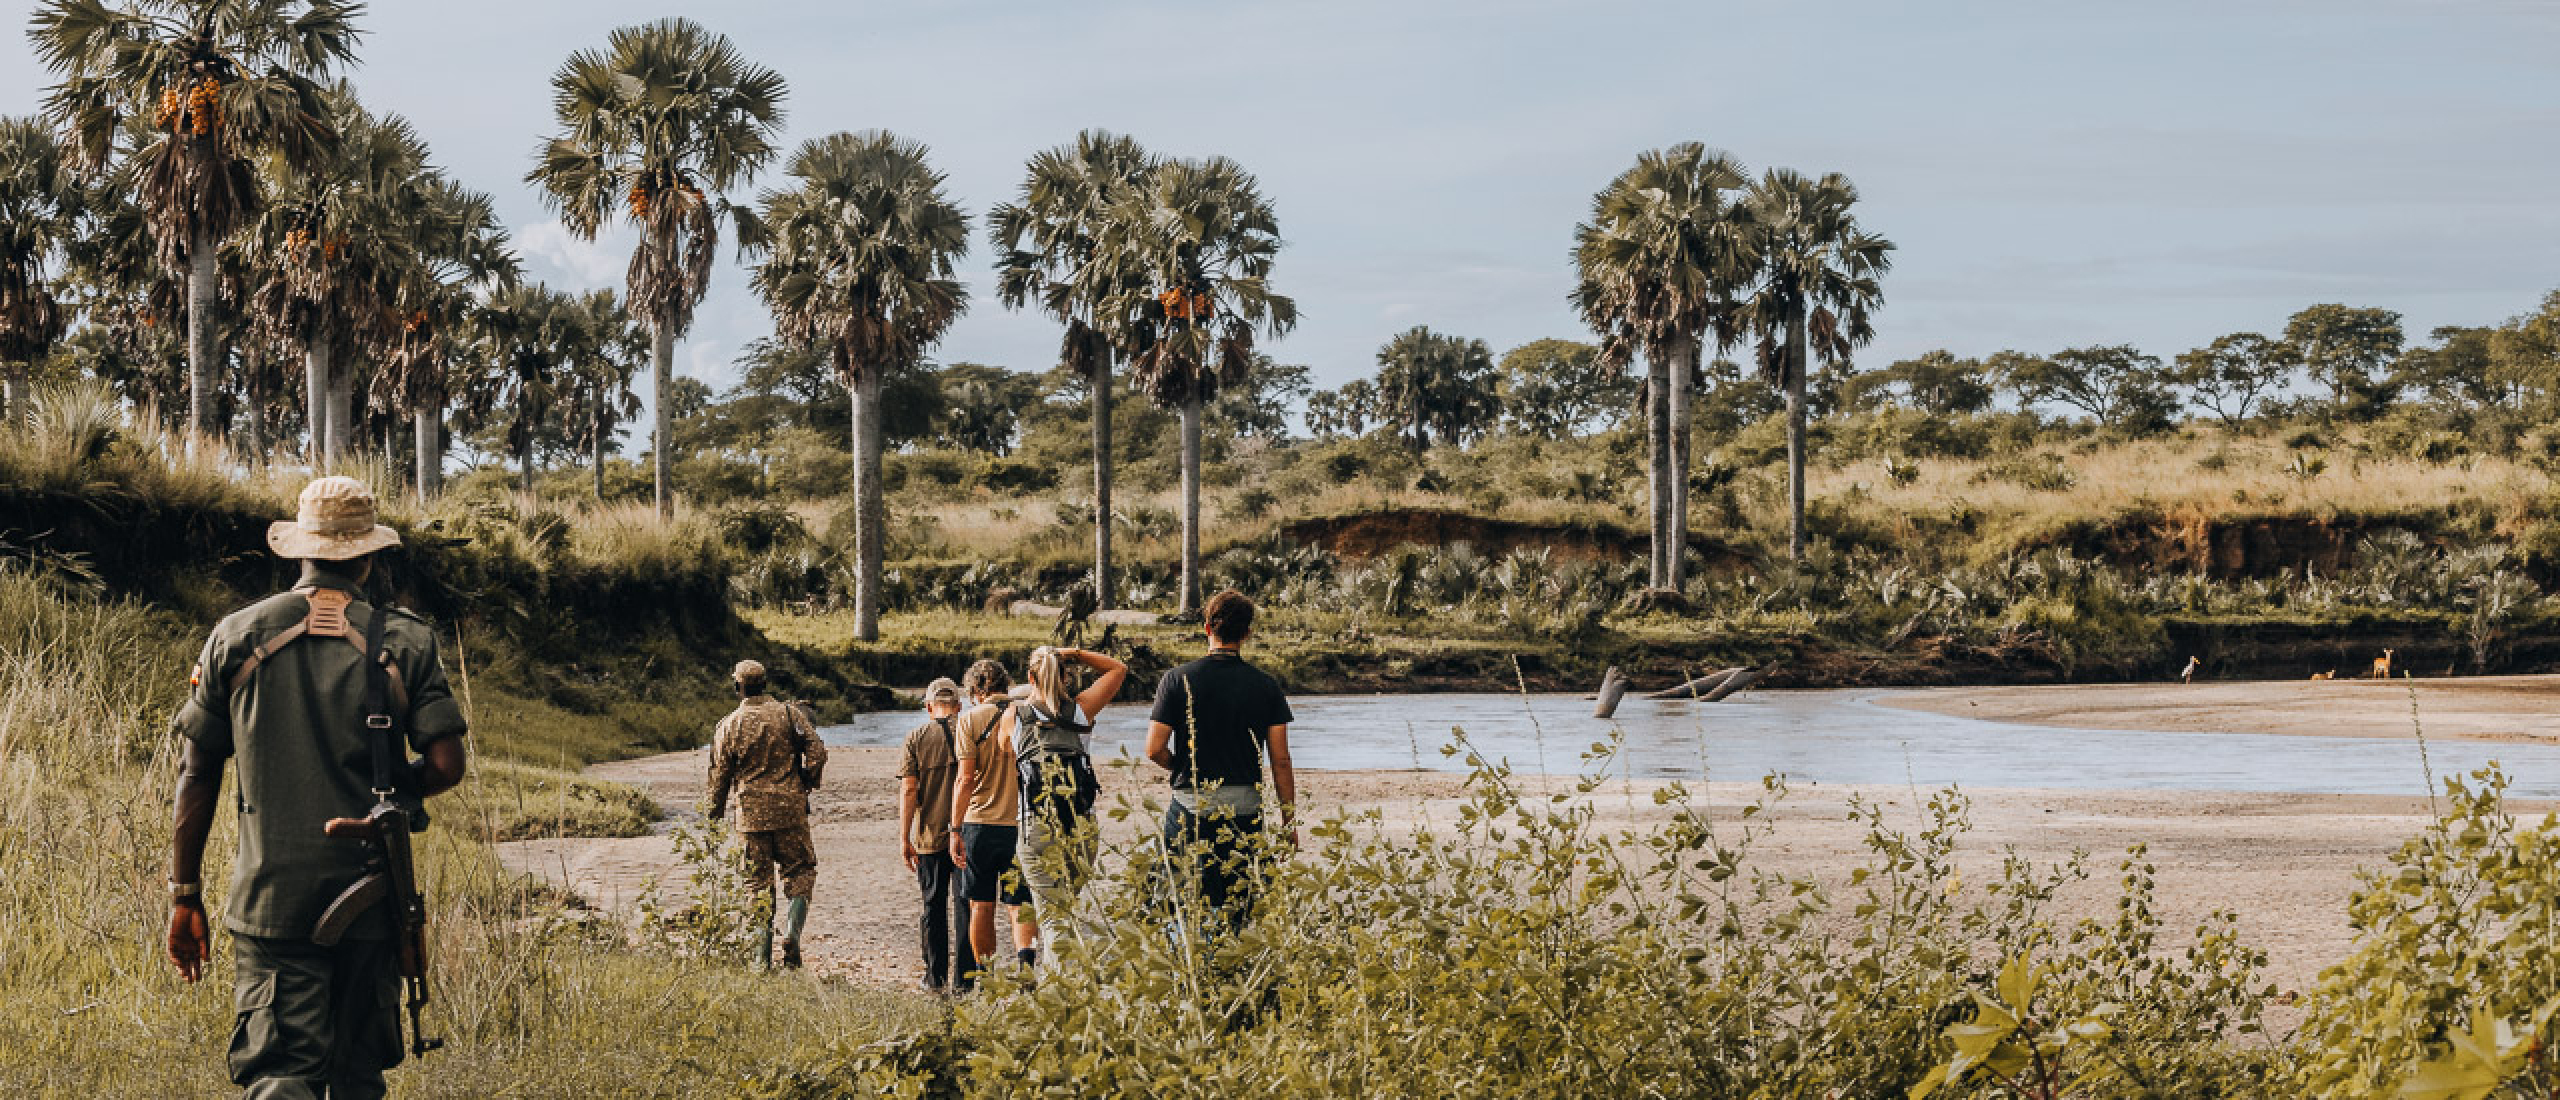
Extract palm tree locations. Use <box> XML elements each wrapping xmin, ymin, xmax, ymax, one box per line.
<box><xmin>558</xmin><ymin>288</ymin><xmax>645</xmax><ymax>501</ymax></box>
<box><xmin>1101</xmin><ymin>156</ymin><xmax>1297</xmax><ymax>615</ymax></box>
<box><xmin>0</xmin><ymin>116</ymin><xmax>82</xmax><ymax>423</ymax></box>
<box><xmin>527</xmin><ymin>18</ymin><xmax>786</xmax><ymax>521</ymax></box>
<box><xmin>239</xmin><ymin>91</ymin><xmax>431</xmax><ymax>470</ymax></box>
<box><xmin>991</xmin><ymin>131</ymin><xmax>1157</xmax><ymax>609</ymax></box>
<box><xmin>377</xmin><ymin>177</ymin><xmax>517</xmax><ymax>497</ymax></box>
<box><xmin>463</xmin><ymin>284</ymin><xmax>581</xmax><ymax>495</ymax></box>
<box><xmin>1737</xmin><ymin>169</ymin><xmax>1894</xmax><ymax>562</ymax></box>
<box><xmin>1571</xmin><ymin>144</ymin><xmax>1748</xmax><ymax>591</ymax></box>
<box><xmin>31</xmin><ymin>0</ymin><xmax>357</xmax><ymax>448</ymax></box>
<box><xmin>752</xmin><ymin>131</ymin><xmax>969</xmax><ymax>642</ymax></box>
<box><xmin>1373</xmin><ymin>325</ymin><xmax>1502</xmax><ymax>454</ymax></box>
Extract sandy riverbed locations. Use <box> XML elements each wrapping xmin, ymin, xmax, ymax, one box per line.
<box><xmin>1881</xmin><ymin>674</ymin><xmax>2560</xmax><ymax>743</ymax></box>
<box><xmin>494</xmin><ymin>684</ymin><xmax>2560</xmax><ymax>994</ymax></box>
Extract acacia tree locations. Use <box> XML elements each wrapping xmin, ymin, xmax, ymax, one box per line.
<box><xmin>1737</xmin><ymin>169</ymin><xmax>1893</xmax><ymax>563</ymax></box>
<box><xmin>31</xmin><ymin>0</ymin><xmax>356</xmax><ymax>448</ymax></box>
<box><xmin>1374</xmin><ymin>325</ymin><xmax>1501</xmax><ymax>453</ymax></box>
<box><xmin>1572</xmin><ymin>144</ymin><xmax>1749</xmax><ymax>588</ymax></box>
<box><xmin>1497</xmin><ymin>338</ymin><xmax>1629</xmax><ymax>440</ymax></box>
<box><xmin>528</xmin><ymin>18</ymin><xmax>785</xmax><ymax>519</ymax></box>
<box><xmin>991</xmin><ymin>131</ymin><xmax>1156</xmax><ymax>609</ymax></box>
<box><xmin>2001</xmin><ymin>345</ymin><xmax>2178</xmax><ymax>431</ymax></box>
<box><xmin>1102</xmin><ymin>155</ymin><xmax>1296</xmax><ymax>615</ymax></box>
<box><xmin>752</xmin><ymin>131</ymin><xmax>969</xmax><ymax>642</ymax></box>
<box><xmin>2173</xmin><ymin>332</ymin><xmax>2291</xmax><ymax>426</ymax></box>
<box><xmin>2284</xmin><ymin>303</ymin><xmax>2403</xmax><ymax>418</ymax></box>
<box><xmin>0</xmin><ymin>116</ymin><xmax>82</xmax><ymax>422</ymax></box>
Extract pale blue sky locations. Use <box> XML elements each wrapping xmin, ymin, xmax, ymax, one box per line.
<box><xmin>9</xmin><ymin>0</ymin><xmax>2558</xmax><ymax>408</ymax></box>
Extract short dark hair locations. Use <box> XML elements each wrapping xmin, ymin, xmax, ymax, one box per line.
<box><xmin>735</xmin><ymin>666</ymin><xmax>768</xmax><ymax>695</ymax></box>
<box><xmin>962</xmin><ymin>659</ymin><xmax>1012</xmax><ymax>700</ymax></box>
<box><xmin>1204</xmin><ymin>589</ymin><xmax>1255</xmax><ymax>645</ymax></box>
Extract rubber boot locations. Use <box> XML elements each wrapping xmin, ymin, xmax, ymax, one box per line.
<box><xmin>781</xmin><ymin>898</ymin><xmax>808</xmax><ymax>969</ymax></box>
<box><xmin>757</xmin><ymin>925</ymin><xmax>774</xmax><ymax>972</ymax></box>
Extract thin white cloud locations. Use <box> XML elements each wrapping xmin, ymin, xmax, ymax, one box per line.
<box><xmin>516</xmin><ymin>219</ymin><xmax>629</xmax><ymax>289</ymax></box>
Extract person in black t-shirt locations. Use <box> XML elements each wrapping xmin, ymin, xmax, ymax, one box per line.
<box><xmin>1146</xmin><ymin>589</ymin><xmax>1296</xmax><ymax>930</ymax></box>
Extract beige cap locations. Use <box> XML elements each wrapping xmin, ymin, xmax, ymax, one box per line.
<box><xmin>924</xmin><ymin>677</ymin><xmax>962</xmax><ymax>705</ymax></box>
<box><xmin>266</xmin><ymin>477</ymin><xmax>401</xmax><ymax>561</ymax></box>
<box><xmin>733</xmin><ymin>660</ymin><xmax>767</xmax><ymax>683</ymax></box>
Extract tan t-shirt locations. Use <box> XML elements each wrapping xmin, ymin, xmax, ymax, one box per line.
<box><xmin>956</xmin><ymin>702</ymin><xmax>1018</xmax><ymax>826</ymax></box>
<box><xmin>897</xmin><ymin>715</ymin><xmax>959</xmax><ymax>853</ymax></box>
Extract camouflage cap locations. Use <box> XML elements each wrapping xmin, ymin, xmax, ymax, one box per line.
<box><xmin>733</xmin><ymin>660</ymin><xmax>767</xmax><ymax>684</ymax></box>
<box><xmin>265</xmin><ymin>476</ymin><xmax>401</xmax><ymax>561</ymax></box>
<box><xmin>923</xmin><ymin>677</ymin><xmax>962</xmax><ymax>705</ymax></box>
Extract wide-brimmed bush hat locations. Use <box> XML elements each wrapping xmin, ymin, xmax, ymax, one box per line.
<box><xmin>266</xmin><ymin>476</ymin><xmax>401</xmax><ymax>561</ymax></box>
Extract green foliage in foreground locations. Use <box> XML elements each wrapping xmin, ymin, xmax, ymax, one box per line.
<box><xmin>747</xmin><ymin>740</ymin><xmax>2560</xmax><ymax>1099</ymax></box>
<box><xmin>0</xmin><ymin>568</ymin><xmax>930</xmax><ymax>1096</ymax></box>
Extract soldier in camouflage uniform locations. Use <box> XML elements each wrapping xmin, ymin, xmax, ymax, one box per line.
<box><xmin>705</xmin><ymin>659</ymin><xmax>827</xmax><ymax>969</ymax></box>
<box><xmin>166</xmin><ymin>476</ymin><xmax>470</xmax><ymax>1100</ymax></box>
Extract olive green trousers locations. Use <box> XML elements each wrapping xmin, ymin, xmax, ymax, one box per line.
<box><xmin>229</xmin><ymin>932</ymin><xmax>401</xmax><ymax>1100</ymax></box>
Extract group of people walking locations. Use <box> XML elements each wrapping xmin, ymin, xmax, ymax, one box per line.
<box><xmin>704</xmin><ymin>587</ymin><xmax>1298</xmax><ymax>992</ymax></box>
<box><xmin>165</xmin><ymin>475</ymin><xmax>1300</xmax><ymax>1096</ymax></box>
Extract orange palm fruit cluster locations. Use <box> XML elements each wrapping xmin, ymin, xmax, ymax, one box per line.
<box><xmin>187</xmin><ymin>79</ymin><xmax>220</xmax><ymax>136</ymax></box>
<box><xmin>282</xmin><ymin>228</ymin><xmax>313</xmax><ymax>254</ymax></box>
<box><xmin>404</xmin><ymin>309</ymin><xmax>429</xmax><ymax>332</ymax></box>
<box><xmin>1157</xmin><ymin>288</ymin><xmax>1213</xmax><ymax>320</ymax></box>
<box><xmin>628</xmin><ymin>184</ymin><xmax>651</xmax><ymax>218</ymax></box>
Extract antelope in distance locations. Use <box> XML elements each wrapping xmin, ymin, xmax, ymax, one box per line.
<box><xmin>2370</xmin><ymin>649</ymin><xmax>2395</xmax><ymax>679</ymax></box>
<box><xmin>2310</xmin><ymin>669</ymin><xmax>2335</xmax><ymax>681</ymax></box>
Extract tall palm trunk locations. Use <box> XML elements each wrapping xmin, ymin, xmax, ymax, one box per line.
<box><xmin>1786</xmin><ymin>307</ymin><xmax>1810</xmax><ymax>562</ymax></box>
<box><xmin>5</xmin><ymin>363</ymin><xmax>32</xmax><ymax>428</ymax></box>
<box><xmin>591</xmin><ymin>395</ymin><xmax>607</xmax><ymax>501</ymax></box>
<box><xmin>850</xmin><ymin>367</ymin><xmax>885</xmax><ymax>642</ymax></box>
<box><xmin>1644</xmin><ymin>350</ymin><xmax>1672</xmax><ymax>588</ymax></box>
<box><xmin>1178</xmin><ymin>375</ymin><xmax>1204</xmax><ymax>616</ymax></box>
<box><xmin>413</xmin><ymin>406</ymin><xmax>440</xmax><ymax>501</ymax></box>
<box><xmin>1667</xmin><ymin>338</ymin><xmax>1695</xmax><ymax>590</ymax></box>
<box><xmin>1090</xmin><ymin>355</ymin><xmax>1114</xmax><ymax>610</ymax></box>
<box><xmin>651</xmin><ymin>320</ymin><xmax>675</xmax><ymax>521</ymax></box>
<box><xmin>324</xmin><ymin>359</ymin><xmax>356</xmax><ymax>468</ymax></box>
<box><xmin>517</xmin><ymin>426</ymin><xmax>536</xmax><ymax>495</ymax></box>
<box><xmin>187</xmin><ymin>228</ymin><xmax>218</xmax><ymax>450</ymax></box>
<box><xmin>305</xmin><ymin>336</ymin><xmax>332</xmax><ymax>471</ymax></box>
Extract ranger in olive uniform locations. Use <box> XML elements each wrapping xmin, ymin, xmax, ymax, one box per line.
<box><xmin>706</xmin><ymin>660</ymin><xmax>827</xmax><ymax>969</ymax></box>
<box><xmin>166</xmin><ymin>477</ymin><xmax>469</xmax><ymax>1100</ymax></box>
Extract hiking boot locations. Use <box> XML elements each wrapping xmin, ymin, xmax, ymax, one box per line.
<box><xmin>781</xmin><ymin>939</ymin><xmax>803</xmax><ymax>969</ymax></box>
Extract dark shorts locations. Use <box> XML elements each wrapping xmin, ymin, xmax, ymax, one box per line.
<box><xmin>958</xmin><ymin>823</ymin><xmax>1027</xmax><ymax>906</ymax></box>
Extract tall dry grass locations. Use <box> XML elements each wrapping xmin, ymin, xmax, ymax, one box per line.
<box><xmin>0</xmin><ymin>567</ymin><xmax>927</xmax><ymax>1095</ymax></box>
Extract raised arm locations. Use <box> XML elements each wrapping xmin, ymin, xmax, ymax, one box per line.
<box><xmin>1063</xmin><ymin>648</ymin><xmax>1128</xmax><ymax>717</ymax></box>
<box><xmin>1266</xmin><ymin>724</ymin><xmax>1298</xmax><ymax>847</ymax></box>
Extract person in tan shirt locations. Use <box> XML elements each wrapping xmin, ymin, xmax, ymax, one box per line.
<box><xmin>947</xmin><ymin>659</ymin><xmax>1026</xmax><ymax>985</ymax></box>
<box><xmin>706</xmin><ymin>659</ymin><xmax>826</xmax><ymax>970</ymax></box>
<box><xmin>898</xmin><ymin>678</ymin><xmax>965</xmax><ymax>991</ymax></box>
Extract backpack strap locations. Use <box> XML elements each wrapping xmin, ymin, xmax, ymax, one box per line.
<box><xmin>360</xmin><ymin>598</ymin><xmax>399</xmax><ymax>796</ymax></box>
<box><xmin>226</xmin><ymin>587</ymin><xmax>409</xmax><ymax>709</ymax></box>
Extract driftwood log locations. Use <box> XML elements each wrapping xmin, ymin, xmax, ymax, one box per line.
<box><xmin>1647</xmin><ymin>667</ymin><xmax>1745</xmax><ymax>701</ymax></box>
<box><xmin>1593</xmin><ymin>667</ymin><xmax>1629</xmax><ymax>718</ymax></box>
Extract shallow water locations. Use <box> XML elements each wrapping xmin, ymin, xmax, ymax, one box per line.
<box><xmin>824</xmin><ymin>689</ymin><xmax>2560</xmax><ymax>798</ymax></box>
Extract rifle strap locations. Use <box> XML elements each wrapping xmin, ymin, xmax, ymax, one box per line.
<box><xmin>361</xmin><ymin>598</ymin><xmax>397</xmax><ymax>795</ymax></box>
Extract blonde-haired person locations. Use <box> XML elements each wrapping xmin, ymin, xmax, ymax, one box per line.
<box><xmin>1006</xmin><ymin>644</ymin><xmax>1127</xmax><ymax>967</ymax></box>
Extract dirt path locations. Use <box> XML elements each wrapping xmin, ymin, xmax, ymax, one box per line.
<box><xmin>1880</xmin><ymin>674</ymin><xmax>2560</xmax><ymax>742</ymax></box>
<box><xmin>494</xmin><ymin>738</ymin><xmax>2551</xmax><ymax>996</ymax></box>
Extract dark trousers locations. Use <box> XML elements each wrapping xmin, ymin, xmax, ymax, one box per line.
<box><xmin>1162</xmin><ymin>799</ymin><xmax>1266</xmax><ymax>935</ymax></box>
<box><xmin>915</xmin><ymin>848</ymin><xmax>970</xmax><ymax>988</ymax></box>
<box><xmin>229</xmin><ymin>932</ymin><xmax>402</xmax><ymax>1100</ymax></box>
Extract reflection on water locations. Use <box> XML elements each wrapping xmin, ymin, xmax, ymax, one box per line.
<box><xmin>822</xmin><ymin>690</ymin><xmax>2560</xmax><ymax>798</ymax></box>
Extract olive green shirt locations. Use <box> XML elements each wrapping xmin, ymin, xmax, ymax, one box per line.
<box><xmin>173</xmin><ymin>565</ymin><xmax>467</xmax><ymax>940</ymax></box>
